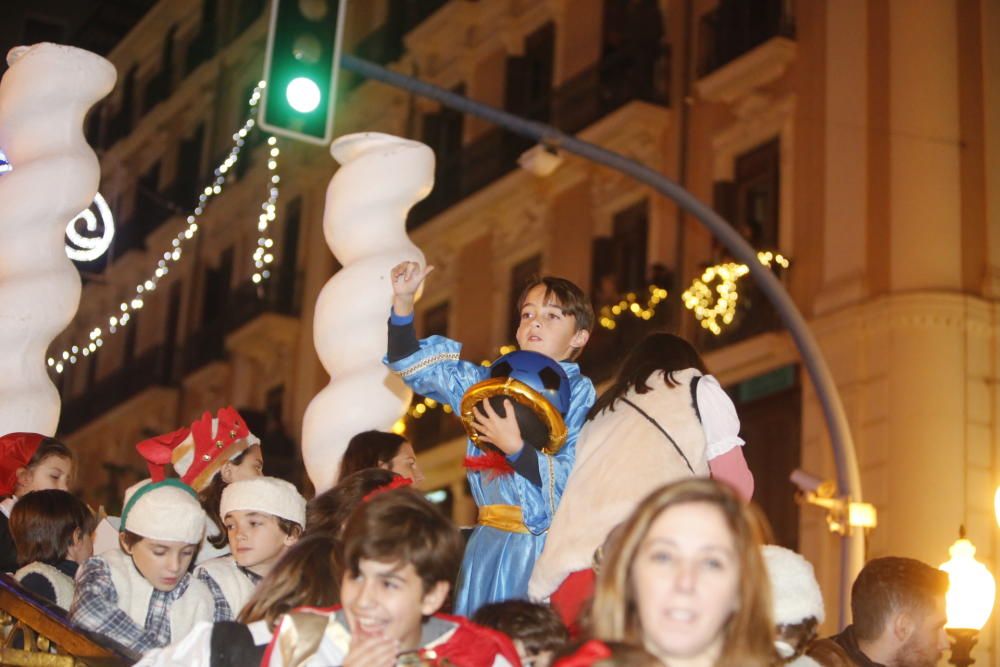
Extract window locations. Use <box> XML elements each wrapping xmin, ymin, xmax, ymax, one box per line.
<box><xmin>713</xmin><ymin>139</ymin><xmax>780</xmax><ymax>252</ymax></box>
<box><xmin>143</xmin><ymin>27</ymin><xmax>176</xmax><ymax>113</ymax></box>
<box><xmin>277</xmin><ymin>197</ymin><xmax>302</xmax><ymax>314</ymax></box>
<box><xmin>173</xmin><ymin>124</ymin><xmax>204</xmax><ymax>210</ymax></box>
<box><xmin>123</xmin><ymin>311</ymin><xmax>140</xmax><ymax>364</ymax></box>
<box><xmin>163</xmin><ymin>281</ymin><xmax>183</xmax><ymax>382</ymax></box>
<box><xmin>505</xmin><ymin>23</ymin><xmax>555</xmax><ymax>123</ymax></box>
<box><xmin>591</xmin><ymin>199</ymin><xmax>650</xmax><ymax>304</ymax></box>
<box><xmin>201</xmin><ymin>246</ymin><xmax>234</xmax><ymax>325</ymax></box>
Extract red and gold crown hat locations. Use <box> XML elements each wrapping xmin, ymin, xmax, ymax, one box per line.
<box><xmin>136</xmin><ymin>406</ymin><xmax>260</xmax><ymax>492</ymax></box>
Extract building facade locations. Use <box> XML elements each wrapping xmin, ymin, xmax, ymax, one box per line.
<box><xmin>32</xmin><ymin>0</ymin><xmax>1000</xmax><ymax>653</ymax></box>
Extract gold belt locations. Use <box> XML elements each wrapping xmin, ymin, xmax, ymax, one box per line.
<box><xmin>478</xmin><ymin>504</ymin><xmax>529</xmax><ymax>534</ymax></box>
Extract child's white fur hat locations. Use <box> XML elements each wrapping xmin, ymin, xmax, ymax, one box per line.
<box><xmin>121</xmin><ymin>479</ymin><xmax>207</xmax><ymax>544</ymax></box>
<box><xmin>220</xmin><ymin>476</ymin><xmax>306</xmax><ymax>527</ymax></box>
<box><xmin>762</xmin><ymin>544</ymin><xmax>826</xmax><ymax>625</ymax></box>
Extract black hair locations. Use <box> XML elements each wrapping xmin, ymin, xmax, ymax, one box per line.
<box><xmin>588</xmin><ymin>332</ymin><xmax>708</xmax><ymax>419</ymax></box>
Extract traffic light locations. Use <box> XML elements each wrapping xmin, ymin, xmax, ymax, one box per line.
<box><xmin>260</xmin><ymin>0</ymin><xmax>347</xmax><ymax>145</ymax></box>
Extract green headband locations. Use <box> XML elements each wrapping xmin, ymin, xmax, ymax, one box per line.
<box><xmin>120</xmin><ymin>478</ymin><xmax>198</xmax><ymax>533</ymax></box>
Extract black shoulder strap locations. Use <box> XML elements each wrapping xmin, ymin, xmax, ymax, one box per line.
<box><xmin>621</xmin><ymin>398</ymin><xmax>695</xmax><ymax>474</ymax></box>
<box><xmin>690</xmin><ymin>374</ymin><xmax>702</xmax><ymax>423</ymax></box>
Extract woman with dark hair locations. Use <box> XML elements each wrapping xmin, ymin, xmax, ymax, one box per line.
<box><xmin>530</xmin><ymin>333</ymin><xmax>753</xmax><ymax>630</ymax></box>
<box><xmin>336</xmin><ymin>430</ymin><xmax>423</xmax><ymax>484</ymax></box>
<box><xmin>305</xmin><ymin>467</ymin><xmax>398</xmax><ymax>539</ymax></box>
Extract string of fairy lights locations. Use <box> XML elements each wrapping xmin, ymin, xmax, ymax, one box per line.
<box><xmin>47</xmin><ymin>80</ymin><xmax>280</xmax><ymax>374</ymax></box>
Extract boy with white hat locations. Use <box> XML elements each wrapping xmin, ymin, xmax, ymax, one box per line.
<box><xmin>762</xmin><ymin>544</ymin><xmax>826</xmax><ymax>666</ymax></box>
<box><xmin>196</xmin><ymin>476</ymin><xmax>305</xmax><ymax>620</ymax></box>
<box><xmin>69</xmin><ymin>479</ymin><xmax>222</xmax><ymax>654</ymax></box>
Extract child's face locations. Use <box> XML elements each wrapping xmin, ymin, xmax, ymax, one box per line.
<box><xmin>340</xmin><ymin>557</ymin><xmax>449</xmax><ymax>652</ymax></box>
<box><xmin>224</xmin><ymin>510</ymin><xmax>296</xmax><ymax>575</ymax></box>
<box><xmin>124</xmin><ymin>538</ymin><xmax>197</xmax><ymax>591</ymax></box>
<box><xmin>223</xmin><ymin>445</ymin><xmax>264</xmax><ymax>484</ymax></box>
<box><xmin>16</xmin><ymin>455</ymin><xmax>72</xmax><ymax>495</ymax></box>
<box><xmin>516</xmin><ymin>285</ymin><xmax>589</xmax><ymax>361</ymax></box>
<box><xmin>67</xmin><ymin>528</ymin><xmax>94</xmax><ymax>565</ymax></box>
<box><xmin>514</xmin><ymin>640</ymin><xmax>554</xmax><ymax>667</ymax></box>
<box><xmin>382</xmin><ymin>442</ymin><xmax>424</xmax><ymax>484</ymax></box>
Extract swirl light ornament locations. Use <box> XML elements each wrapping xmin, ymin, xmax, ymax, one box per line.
<box><xmin>0</xmin><ymin>43</ymin><xmax>115</xmax><ymax>434</ymax></box>
<box><xmin>301</xmin><ymin>133</ymin><xmax>434</xmax><ymax>492</ymax></box>
<box><xmin>65</xmin><ymin>192</ymin><xmax>115</xmax><ymax>262</ymax></box>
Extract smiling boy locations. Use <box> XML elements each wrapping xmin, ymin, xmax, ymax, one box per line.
<box><xmin>384</xmin><ymin>261</ymin><xmax>596</xmax><ymax>615</ymax></box>
<box><xmin>261</xmin><ymin>488</ymin><xmax>520</xmax><ymax>667</ymax></box>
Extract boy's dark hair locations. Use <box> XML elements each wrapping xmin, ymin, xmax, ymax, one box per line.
<box><xmin>9</xmin><ymin>489</ymin><xmax>95</xmax><ymax>566</ymax></box>
<box><xmin>588</xmin><ymin>332</ymin><xmax>708</xmax><ymax>419</ymax></box>
<box><xmin>337</xmin><ymin>431</ymin><xmax>407</xmax><ymax>483</ymax></box>
<box><xmin>306</xmin><ymin>468</ymin><xmax>398</xmax><ymax>539</ymax></box>
<box><xmin>276</xmin><ymin>517</ymin><xmax>304</xmax><ymax>539</ymax></box>
<box><xmin>517</xmin><ymin>277</ymin><xmax>595</xmax><ymax>336</ymax></box>
<box><xmin>472</xmin><ymin>600</ymin><xmax>568</xmax><ymax>656</ymax></box>
<box><xmin>851</xmin><ymin>556</ymin><xmax>949</xmax><ymax>641</ymax></box>
<box><xmin>28</xmin><ymin>438</ymin><xmax>74</xmax><ymax>468</ymax></box>
<box><xmin>341</xmin><ymin>487</ymin><xmax>462</xmax><ymax>592</ymax></box>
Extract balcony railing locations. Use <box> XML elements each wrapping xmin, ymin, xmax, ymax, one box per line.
<box><xmin>694</xmin><ymin>273</ymin><xmax>785</xmax><ymax>352</ymax></box>
<box><xmin>409</xmin><ymin>46</ymin><xmax>669</xmax><ymax>228</ymax></box>
<box><xmin>180</xmin><ymin>274</ymin><xmax>301</xmax><ymax>376</ymax></box>
<box><xmin>59</xmin><ymin>344</ymin><xmax>174</xmax><ymax>435</ymax></box>
<box><xmin>698</xmin><ymin>0</ymin><xmax>795</xmax><ymax>76</ymax></box>
<box><xmin>0</xmin><ymin>574</ymin><xmax>139</xmax><ymax>666</ymax></box>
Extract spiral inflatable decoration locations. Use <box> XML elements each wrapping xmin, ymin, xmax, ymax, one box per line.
<box><xmin>302</xmin><ymin>133</ymin><xmax>434</xmax><ymax>492</ymax></box>
<box><xmin>0</xmin><ymin>43</ymin><xmax>115</xmax><ymax>434</ymax></box>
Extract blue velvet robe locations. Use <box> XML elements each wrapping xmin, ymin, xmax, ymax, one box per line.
<box><xmin>385</xmin><ymin>335</ymin><xmax>595</xmax><ymax>615</ymax></box>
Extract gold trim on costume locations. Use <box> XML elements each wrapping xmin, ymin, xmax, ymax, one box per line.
<box><xmin>478</xmin><ymin>504</ymin><xmax>529</xmax><ymax>533</ymax></box>
<box><xmin>460</xmin><ymin>378</ymin><xmax>568</xmax><ymax>455</ymax></box>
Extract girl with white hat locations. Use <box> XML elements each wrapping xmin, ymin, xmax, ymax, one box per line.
<box><xmin>195</xmin><ymin>476</ymin><xmax>306</xmax><ymax>620</ymax></box>
<box><xmin>68</xmin><ymin>479</ymin><xmax>222</xmax><ymax>654</ymax></box>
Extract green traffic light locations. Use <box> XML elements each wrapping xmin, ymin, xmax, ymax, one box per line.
<box><xmin>286</xmin><ymin>77</ymin><xmax>321</xmax><ymax>113</ymax></box>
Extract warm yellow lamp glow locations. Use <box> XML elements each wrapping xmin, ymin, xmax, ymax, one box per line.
<box><xmin>994</xmin><ymin>486</ymin><xmax>1000</xmax><ymax>528</ymax></box>
<box><xmin>939</xmin><ymin>532</ymin><xmax>996</xmax><ymax>630</ymax></box>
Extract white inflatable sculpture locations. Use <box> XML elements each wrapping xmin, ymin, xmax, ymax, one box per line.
<box><xmin>0</xmin><ymin>44</ymin><xmax>115</xmax><ymax>435</ymax></box>
<box><xmin>302</xmin><ymin>133</ymin><xmax>434</xmax><ymax>492</ymax></box>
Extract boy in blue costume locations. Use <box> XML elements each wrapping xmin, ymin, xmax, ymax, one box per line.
<box><xmin>384</xmin><ymin>261</ymin><xmax>595</xmax><ymax>616</ymax></box>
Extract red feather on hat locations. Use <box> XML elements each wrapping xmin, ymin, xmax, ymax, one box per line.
<box><xmin>135</xmin><ymin>426</ymin><xmax>191</xmax><ymax>482</ymax></box>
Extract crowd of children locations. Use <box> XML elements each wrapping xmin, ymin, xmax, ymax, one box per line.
<box><xmin>0</xmin><ymin>263</ymin><xmax>857</xmax><ymax>667</ymax></box>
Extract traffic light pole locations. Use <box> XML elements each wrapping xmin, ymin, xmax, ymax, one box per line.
<box><xmin>340</xmin><ymin>53</ymin><xmax>865</xmax><ymax>625</ymax></box>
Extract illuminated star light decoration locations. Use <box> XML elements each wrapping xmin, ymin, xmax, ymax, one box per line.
<box><xmin>48</xmin><ymin>80</ymin><xmax>278</xmax><ymax>374</ymax></box>
<box><xmin>682</xmin><ymin>251</ymin><xmax>790</xmax><ymax>335</ymax></box>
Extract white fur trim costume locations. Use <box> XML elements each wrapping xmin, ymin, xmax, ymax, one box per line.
<box><xmin>103</xmin><ymin>548</ymin><xmax>215</xmax><ymax>638</ymax></box>
<box><xmin>15</xmin><ymin>561</ymin><xmax>75</xmax><ymax>608</ymax></box>
<box><xmin>122</xmin><ymin>479</ymin><xmax>207</xmax><ymax>545</ymax></box>
<box><xmin>195</xmin><ymin>556</ymin><xmax>258</xmax><ymax>620</ymax></box>
<box><xmin>529</xmin><ymin>369</ymin><xmax>744</xmax><ymax>599</ymax></box>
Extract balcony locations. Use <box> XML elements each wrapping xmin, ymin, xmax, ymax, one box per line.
<box><xmin>58</xmin><ymin>344</ymin><xmax>174</xmax><ymax>437</ymax></box>
<box><xmin>408</xmin><ymin>46</ymin><xmax>669</xmax><ymax>228</ymax></box>
<box><xmin>182</xmin><ymin>275</ymin><xmax>302</xmax><ymax>377</ymax></box>
<box><xmin>697</xmin><ymin>0</ymin><xmax>795</xmax><ymax>78</ymax></box>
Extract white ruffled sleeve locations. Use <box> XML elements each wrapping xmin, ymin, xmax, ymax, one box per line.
<box><xmin>696</xmin><ymin>375</ymin><xmax>745</xmax><ymax>460</ymax></box>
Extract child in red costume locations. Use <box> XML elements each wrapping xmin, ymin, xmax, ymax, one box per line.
<box><xmin>262</xmin><ymin>486</ymin><xmax>521</xmax><ymax>667</ymax></box>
